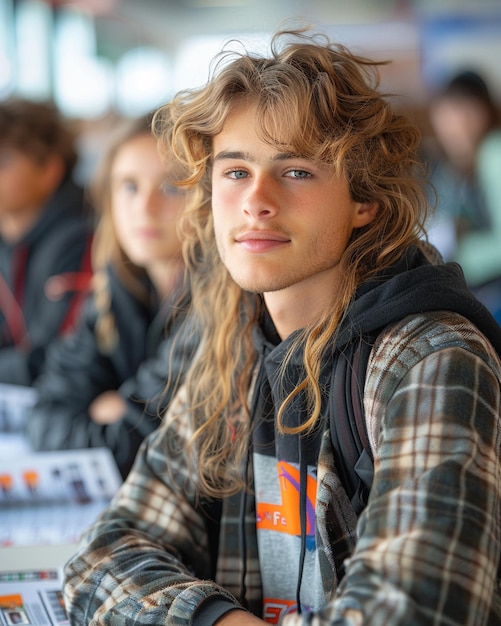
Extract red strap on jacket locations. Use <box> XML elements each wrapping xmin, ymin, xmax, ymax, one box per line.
<box><xmin>50</xmin><ymin>235</ymin><xmax>94</xmax><ymax>335</ymax></box>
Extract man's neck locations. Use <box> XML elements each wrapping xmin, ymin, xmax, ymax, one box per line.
<box><xmin>263</xmin><ymin>278</ymin><xmax>334</xmax><ymax>340</ymax></box>
<box><xmin>0</xmin><ymin>207</ymin><xmax>42</xmax><ymax>244</ymax></box>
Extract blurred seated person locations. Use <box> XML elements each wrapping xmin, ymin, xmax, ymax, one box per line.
<box><xmin>454</xmin><ymin>119</ymin><xmax>501</xmax><ymax>308</ymax></box>
<box><xmin>427</xmin><ymin>71</ymin><xmax>501</xmax><ymax>287</ymax></box>
<box><xmin>26</xmin><ymin>115</ymin><xmax>197</xmax><ymax>478</ymax></box>
<box><xmin>0</xmin><ymin>98</ymin><xmax>93</xmax><ymax>387</ymax></box>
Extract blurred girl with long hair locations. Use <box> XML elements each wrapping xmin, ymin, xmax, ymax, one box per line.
<box><xmin>27</xmin><ymin>114</ymin><xmax>195</xmax><ymax>478</ymax></box>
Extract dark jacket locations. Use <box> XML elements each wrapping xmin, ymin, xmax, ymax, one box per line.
<box><xmin>0</xmin><ymin>177</ymin><xmax>93</xmax><ymax>385</ymax></box>
<box><xmin>27</xmin><ymin>266</ymin><xmax>197</xmax><ymax>478</ymax></box>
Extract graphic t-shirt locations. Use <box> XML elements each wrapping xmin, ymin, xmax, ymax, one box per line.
<box><xmin>253</xmin><ymin>451</ymin><xmax>326</xmax><ymax>624</ymax></box>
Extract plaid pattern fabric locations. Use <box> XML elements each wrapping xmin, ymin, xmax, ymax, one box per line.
<box><xmin>64</xmin><ymin>311</ymin><xmax>501</xmax><ymax>625</ymax></box>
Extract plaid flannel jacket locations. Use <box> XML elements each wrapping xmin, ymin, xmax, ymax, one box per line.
<box><xmin>64</xmin><ymin>311</ymin><xmax>501</xmax><ymax>625</ymax></box>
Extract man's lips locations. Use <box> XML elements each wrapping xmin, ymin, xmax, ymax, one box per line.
<box><xmin>234</xmin><ymin>231</ymin><xmax>290</xmax><ymax>253</ymax></box>
<box><xmin>134</xmin><ymin>227</ymin><xmax>163</xmax><ymax>239</ymax></box>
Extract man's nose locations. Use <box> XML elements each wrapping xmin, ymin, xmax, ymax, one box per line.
<box><xmin>242</xmin><ymin>176</ymin><xmax>279</xmax><ymax>219</ymax></box>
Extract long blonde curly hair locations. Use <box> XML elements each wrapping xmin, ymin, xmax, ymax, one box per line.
<box><xmin>90</xmin><ymin>115</ymin><xmax>156</xmax><ymax>353</ymax></box>
<box><xmin>153</xmin><ymin>27</ymin><xmax>429</xmax><ymax>497</ymax></box>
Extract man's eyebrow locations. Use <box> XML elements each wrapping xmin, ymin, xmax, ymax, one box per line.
<box><xmin>213</xmin><ymin>150</ymin><xmax>251</xmax><ymax>162</ymax></box>
<box><xmin>213</xmin><ymin>150</ymin><xmax>301</xmax><ymax>162</ymax></box>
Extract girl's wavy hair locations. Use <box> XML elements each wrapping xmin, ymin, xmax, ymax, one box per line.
<box><xmin>153</xmin><ymin>27</ymin><xmax>429</xmax><ymax>498</ymax></box>
<box><xmin>90</xmin><ymin>114</ymin><xmax>155</xmax><ymax>353</ymax></box>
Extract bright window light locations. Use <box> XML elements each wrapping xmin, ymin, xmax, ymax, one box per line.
<box><xmin>15</xmin><ymin>0</ymin><xmax>52</xmax><ymax>99</ymax></box>
<box><xmin>173</xmin><ymin>32</ymin><xmax>270</xmax><ymax>93</ymax></box>
<box><xmin>53</xmin><ymin>8</ymin><xmax>113</xmax><ymax>118</ymax></box>
<box><xmin>115</xmin><ymin>46</ymin><xmax>172</xmax><ymax>116</ymax></box>
<box><xmin>0</xmin><ymin>0</ymin><xmax>14</xmax><ymax>97</ymax></box>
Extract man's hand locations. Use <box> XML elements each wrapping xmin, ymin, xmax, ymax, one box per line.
<box><xmin>89</xmin><ymin>390</ymin><xmax>127</xmax><ymax>424</ymax></box>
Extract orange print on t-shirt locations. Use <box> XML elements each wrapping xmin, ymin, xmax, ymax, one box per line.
<box><xmin>256</xmin><ymin>461</ymin><xmax>317</xmax><ymax>537</ymax></box>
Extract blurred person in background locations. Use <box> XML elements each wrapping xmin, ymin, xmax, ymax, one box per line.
<box><xmin>424</xmin><ymin>70</ymin><xmax>501</xmax><ymax>323</ymax></box>
<box><xmin>424</xmin><ymin>71</ymin><xmax>500</xmax><ymax>266</ymax></box>
<box><xmin>26</xmin><ymin>114</ymin><xmax>196</xmax><ymax>478</ymax></box>
<box><xmin>0</xmin><ymin>98</ymin><xmax>93</xmax><ymax>387</ymax></box>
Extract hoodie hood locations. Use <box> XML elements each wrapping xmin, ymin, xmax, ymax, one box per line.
<box><xmin>257</xmin><ymin>243</ymin><xmax>501</xmax><ymax>362</ymax></box>
<box><xmin>337</xmin><ymin>243</ymin><xmax>501</xmax><ymax>353</ymax></box>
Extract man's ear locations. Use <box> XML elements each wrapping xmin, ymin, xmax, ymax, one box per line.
<box><xmin>42</xmin><ymin>154</ymin><xmax>65</xmax><ymax>192</ymax></box>
<box><xmin>353</xmin><ymin>201</ymin><xmax>378</xmax><ymax>229</ymax></box>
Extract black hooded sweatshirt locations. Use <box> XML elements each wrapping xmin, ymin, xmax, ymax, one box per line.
<box><xmin>244</xmin><ymin>243</ymin><xmax>501</xmax><ymax>617</ymax></box>
<box><xmin>0</xmin><ymin>177</ymin><xmax>93</xmax><ymax>386</ymax></box>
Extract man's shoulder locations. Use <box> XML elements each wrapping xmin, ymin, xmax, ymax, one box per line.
<box><xmin>363</xmin><ymin>311</ymin><xmax>501</xmax><ymax>453</ymax></box>
<box><xmin>365</xmin><ymin>310</ymin><xmax>501</xmax><ymax>413</ymax></box>
<box><xmin>372</xmin><ymin>310</ymin><xmax>500</xmax><ymax>367</ymax></box>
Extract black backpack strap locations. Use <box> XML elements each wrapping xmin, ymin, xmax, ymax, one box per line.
<box><xmin>200</xmin><ymin>497</ymin><xmax>222</xmax><ymax>579</ymax></box>
<box><xmin>329</xmin><ymin>335</ymin><xmax>376</xmax><ymax>515</ymax></box>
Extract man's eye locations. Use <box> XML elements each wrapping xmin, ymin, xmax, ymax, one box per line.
<box><xmin>0</xmin><ymin>151</ymin><xmax>14</xmax><ymax>168</ymax></box>
<box><xmin>285</xmin><ymin>169</ymin><xmax>311</xmax><ymax>179</ymax></box>
<box><xmin>122</xmin><ymin>180</ymin><xmax>138</xmax><ymax>193</ymax></box>
<box><xmin>161</xmin><ymin>182</ymin><xmax>184</xmax><ymax>196</ymax></box>
<box><xmin>227</xmin><ymin>169</ymin><xmax>248</xmax><ymax>179</ymax></box>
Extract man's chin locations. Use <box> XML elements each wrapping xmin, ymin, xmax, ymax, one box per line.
<box><xmin>230</xmin><ymin>274</ymin><xmax>288</xmax><ymax>295</ymax></box>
